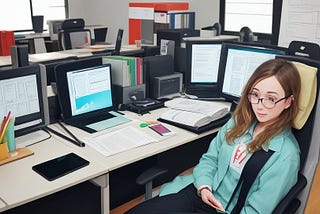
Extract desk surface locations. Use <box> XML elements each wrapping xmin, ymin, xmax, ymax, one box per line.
<box><xmin>182</xmin><ymin>35</ymin><xmax>240</xmax><ymax>41</ymax></box>
<box><xmin>0</xmin><ymin>45</ymin><xmax>143</xmax><ymax>67</ymax></box>
<box><xmin>0</xmin><ymin>136</ymin><xmax>107</xmax><ymax>211</ymax></box>
<box><xmin>0</xmin><ymin>106</ymin><xmax>221</xmax><ymax>212</ymax></box>
<box><xmin>0</xmin><ymin>56</ymin><xmax>11</xmax><ymax>67</ymax></box>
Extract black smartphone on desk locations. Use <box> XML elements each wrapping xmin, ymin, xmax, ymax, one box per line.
<box><xmin>32</xmin><ymin>153</ymin><xmax>89</xmax><ymax>181</ymax></box>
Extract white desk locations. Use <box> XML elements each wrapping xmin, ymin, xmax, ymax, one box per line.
<box><xmin>182</xmin><ymin>35</ymin><xmax>240</xmax><ymax>42</ymax></box>
<box><xmin>0</xmin><ymin>136</ymin><xmax>107</xmax><ymax>212</ymax></box>
<box><xmin>0</xmin><ymin>44</ymin><xmax>143</xmax><ymax>67</ymax></box>
<box><xmin>0</xmin><ymin>56</ymin><xmax>11</xmax><ymax>67</ymax></box>
<box><xmin>181</xmin><ymin>35</ymin><xmax>240</xmax><ymax>48</ymax></box>
<box><xmin>0</xmin><ymin>107</ymin><xmax>221</xmax><ymax>213</ymax></box>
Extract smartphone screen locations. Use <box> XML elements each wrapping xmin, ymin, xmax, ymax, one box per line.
<box><xmin>149</xmin><ymin>123</ymin><xmax>172</xmax><ymax>136</ymax></box>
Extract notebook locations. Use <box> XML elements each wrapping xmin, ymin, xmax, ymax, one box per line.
<box><xmin>55</xmin><ymin>60</ymin><xmax>130</xmax><ymax>133</ymax></box>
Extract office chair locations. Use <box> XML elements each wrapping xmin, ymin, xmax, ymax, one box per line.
<box><xmin>93</xmin><ymin>27</ymin><xmax>108</xmax><ymax>44</ymax></box>
<box><xmin>57</xmin><ymin>18</ymin><xmax>92</xmax><ymax>50</ymax></box>
<box><xmin>91</xmin><ymin>28</ymin><xmax>123</xmax><ymax>56</ymax></box>
<box><xmin>113</xmin><ymin>28</ymin><xmax>124</xmax><ymax>55</ymax></box>
<box><xmin>239</xmin><ymin>26</ymin><xmax>254</xmax><ymax>42</ymax></box>
<box><xmin>288</xmin><ymin>40</ymin><xmax>320</xmax><ymax>60</ymax></box>
<box><xmin>136</xmin><ymin>55</ymin><xmax>320</xmax><ymax>213</ymax></box>
<box><xmin>272</xmin><ymin>55</ymin><xmax>320</xmax><ymax>213</ymax></box>
<box><xmin>201</xmin><ymin>22</ymin><xmax>221</xmax><ymax>36</ymax></box>
<box><xmin>212</xmin><ymin>22</ymin><xmax>221</xmax><ymax>36</ymax></box>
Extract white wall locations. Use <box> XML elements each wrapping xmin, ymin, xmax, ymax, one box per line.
<box><xmin>68</xmin><ymin>0</ymin><xmax>219</xmax><ymax>44</ymax></box>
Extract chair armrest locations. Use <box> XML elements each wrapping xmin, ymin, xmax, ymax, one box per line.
<box><xmin>136</xmin><ymin>166</ymin><xmax>168</xmax><ymax>185</ymax></box>
<box><xmin>273</xmin><ymin>173</ymin><xmax>307</xmax><ymax>214</ymax></box>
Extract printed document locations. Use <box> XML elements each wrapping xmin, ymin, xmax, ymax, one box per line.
<box><xmin>84</xmin><ymin>126</ymin><xmax>157</xmax><ymax>156</ymax></box>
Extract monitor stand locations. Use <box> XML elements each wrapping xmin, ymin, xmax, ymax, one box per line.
<box><xmin>15</xmin><ymin>129</ymin><xmax>51</xmax><ymax>148</ymax></box>
<box><xmin>230</xmin><ymin>101</ymin><xmax>238</xmax><ymax>112</ymax></box>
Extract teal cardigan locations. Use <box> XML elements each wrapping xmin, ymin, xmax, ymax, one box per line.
<box><xmin>160</xmin><ymin>119</ymin><xmax>300</xmax><ymax>214</ymax></box>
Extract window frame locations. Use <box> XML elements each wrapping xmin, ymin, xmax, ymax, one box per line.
<box><xmin>30</xmin><ymin>0</ymin><xmax>68</xmax><ymax>31</ymax></box>
<box><xmin>219</xmin><ymin>0</ymin><xmax>283</xmax><ymax>45</ymax></box>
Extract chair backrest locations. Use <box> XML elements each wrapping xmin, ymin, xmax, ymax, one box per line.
<box><xmin>239</xmin><ymin>26</ymin><xmax>254</xmax><ymax>42</ymax></box>
<box><xmin>94</xmin><ymin>27</ymin><xmax>108</xmax><ymax>43</ymax></box>
<box><xmin>58</xmin><ymin>18</ymin><xmax>92</xmax><ymax>50</ymax></box>
<box><xmin>113</xmin><ymin>29</ymin><xmax>124</xmax><ymax>55</ymax></box>
<box><xmin>276</xmin><ymin>55</ymin><xmax>320</xmax><ymax>171</ymax></box>
<box><xmin>201</xmin><ymin>22</ymin><xmax>221</xmax><ymax>36</ymax></box>
<box><xmin>288</xmin><ymin>41</ymin><xmax>320</xmax><ymax>60</ymax></box>
<box><xmin>212</xmin><ymin>22</ymin><xmax>221</xmax><ymax>36</ymax></box>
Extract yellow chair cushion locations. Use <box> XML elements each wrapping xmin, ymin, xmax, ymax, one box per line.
<box><xmin>292</xmin><ymin>61</ymin><xmax>317</xmax><ymax>129</ymax></box>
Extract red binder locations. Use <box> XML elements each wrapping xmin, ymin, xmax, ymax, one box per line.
<box><xmin>128</xmin><ymin>2</ymin><xmax>189</xmax><ymax>44</ymax></box>
<box><xmin>0</xmin><ymin>31</ymin><xmax>15</xmax><ymax>56</ymax></box>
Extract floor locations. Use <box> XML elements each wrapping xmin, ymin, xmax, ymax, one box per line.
<box><xmin>304</xmin><ymin>162</ymin><xmax>320</xmax><ymax>213</ymax></box>
<box><xmin>2</xmin><ymin>181</ymin><xmax>101</xmax><ymax>214</ymax></box>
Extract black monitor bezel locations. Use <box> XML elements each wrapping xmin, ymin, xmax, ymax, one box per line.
<box><xmin>184</xmin><ymin>40</ymin><xmax>224</xmax><ymax>98</ymax></box>
<box><xmin>38</xmin><ymin>56</ymin><xmax>79</xmax><ymax>85</ymax></box>
<box><xmin>218</xmin><ymin>42</ymin><xmax>287</xmax><ymax>103</ymax></box>
<box><xmin>0</xmin><ymin>64</ymin><xmax>47</xmax><ymax>136</ymax></box>
<box><xmin>54</xmin><ymin>58</ymin><xmax>114</xmax><ymax>122</ymax></box>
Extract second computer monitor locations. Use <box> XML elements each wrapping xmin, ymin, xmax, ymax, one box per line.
<box><xmin>219</xmin><ymin>42</ymin><xmax>286</xmax><ymax>102</ymax></box>
<box><xmin>184</xmin><ymin>40</ymin><xmax>223</xmax><ymax>98</ymax></box>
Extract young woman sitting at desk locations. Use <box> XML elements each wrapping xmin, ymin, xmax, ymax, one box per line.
<box><xmin>126</xmin><ymin>59</ymin><xmax>301</xmax><ymax>214</ymax></box>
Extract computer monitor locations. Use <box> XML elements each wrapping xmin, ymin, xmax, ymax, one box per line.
<box><xmin>219</xmin><ymin>42</ymin><xmax>286</xmax><ymax>103</ymax></box>
<box><xmin>66</xmin><ymin>65</ymin><xmax>113</xmax><ymax>116</ymax></box>
<box><xmin>38</xmin><ymin>57</ymin><xmax>78</xmax><ymax>85</ymax></box>
<box><xmin>0</xmin><ymin>64</ymin><xmax>49</xmax><ymax>137</ymax></box>
<box><xmin>54</xmin><ymin>58</ymin><xmax>114</xmax><ymax>123</ymax></box>
<box><xmin>184</xmin><ymin>40</ymin><xmax>223</xmax><ymax>98</ymax></box>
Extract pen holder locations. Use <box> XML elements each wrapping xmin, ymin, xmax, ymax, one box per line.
<box><xmin>0</xmin><ymin>142</ymin><xmax>9</xmax><ymax>161</ymax></box>
<box><xmin>5</xmin><ymin>120</ymin><xmax>15</xmax><ymax>152</ymax></box>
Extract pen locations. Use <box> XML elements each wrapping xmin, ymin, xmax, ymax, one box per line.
<box><xmin>0</xmin><ymin>111</ymin><xmax>12</xmax><ymax>142</ymax></box>
<box><xmin>57</xmin><ymin>121</ymin><xmax>85</xmax><ymax>147</ymax></box>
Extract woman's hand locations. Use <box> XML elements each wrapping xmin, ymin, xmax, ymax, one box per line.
<box><xmin>200</xmin><ymin>188</ymin><xmax>225</xmax><ymax>212</ymax></box>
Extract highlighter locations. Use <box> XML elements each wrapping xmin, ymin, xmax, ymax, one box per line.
<box><xmin>6</xmin><ymin>119</ymin><xmax>15</xmax><ymax>152</ymax></box>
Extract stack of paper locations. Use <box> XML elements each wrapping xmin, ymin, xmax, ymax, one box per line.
<box><xmin>84</xmin><ymin>126</ymin><xmax>157</xmax><ymax>156</ymax></box>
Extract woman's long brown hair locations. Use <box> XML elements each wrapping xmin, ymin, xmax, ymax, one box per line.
<box><xmin>225</xmin><ymin>59</ymin><xmax>301</xmax><ymax>152</ymax></box>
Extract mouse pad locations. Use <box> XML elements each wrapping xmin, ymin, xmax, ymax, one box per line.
<box><xmin>32</xmin><ymin>153</ymin><xmax>89</xmax><ymax>181</ymax></box>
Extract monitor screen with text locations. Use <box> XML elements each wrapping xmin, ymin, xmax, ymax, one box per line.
<box><xmin>220</xmin><ymin>43</ymin><xmax>285</xmax><ymax>101</ymax></box>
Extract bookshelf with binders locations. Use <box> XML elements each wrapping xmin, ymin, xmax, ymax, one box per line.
<box><xmin>102</xmin><ymin>56</ymin><xmax>145</xmax><ymax>105</ymax></box>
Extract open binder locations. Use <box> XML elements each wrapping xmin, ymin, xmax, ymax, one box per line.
<box><xmin>158</xmin><ymin>112</ymin><xmax>231</xmax><ymax>134</ymax></box>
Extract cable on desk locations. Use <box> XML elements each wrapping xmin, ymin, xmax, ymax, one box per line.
<box><xmin>0</xmin><ymin>196</ymin><xmax>8</xmax><ymax>207</ymax></box>
<box><xmin>27</xmin><ymin>128</ymin><xmax>52</xmax><ymax>147</ymax></box>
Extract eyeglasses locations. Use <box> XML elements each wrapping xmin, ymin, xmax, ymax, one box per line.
<box><xmin>247</xmin><ymin>93</ymin><xmax>291</xmax><ymax>109</ymax></box>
